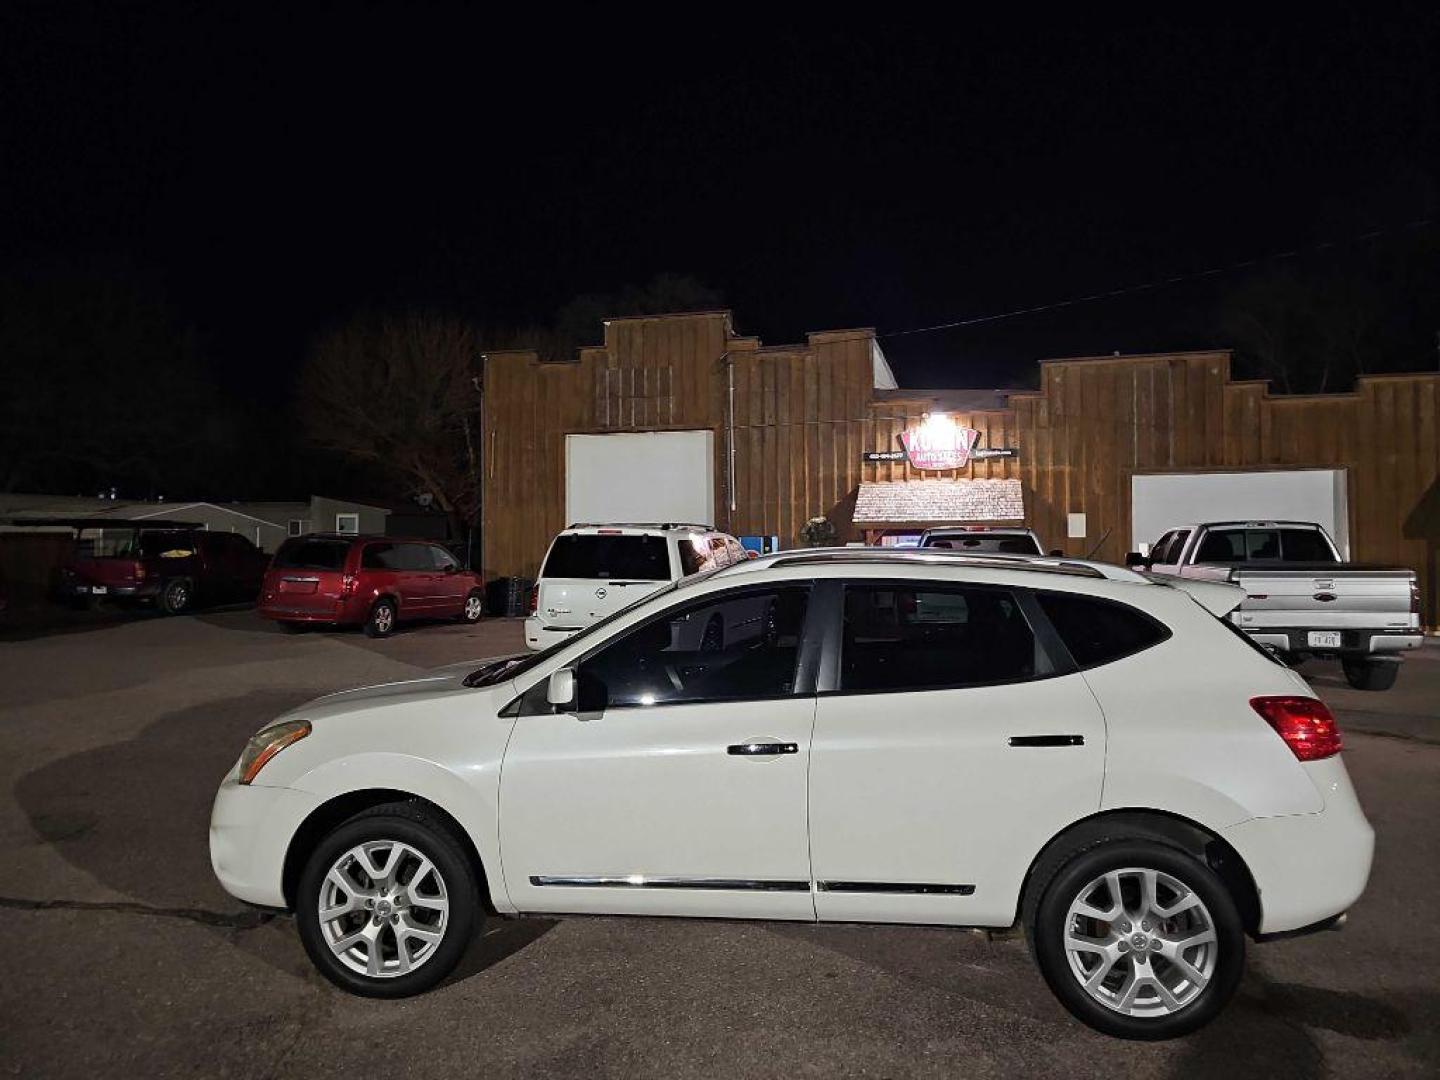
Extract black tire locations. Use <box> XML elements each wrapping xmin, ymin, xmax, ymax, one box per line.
<box><xmin>700</xmin><ymin>614</ymin><xmax>724</xmax><ymax>652</ymax></box>
<box><xmin>364</xmin><ymin>598</ymin><xmax>397</xmax><ymax>638</ymax></box>
<box><xmin>459</xmin><ymin>589</ymin><xmax>485</xmax><ymax>624</ymax></box>
<box><xmin>1342</xmin><ymin>657</ymin><xmax>1399</xmax><ymax>691</ymax></box>
<box><xmin>159</xmin><ymin>577</ymin><xmax>193</xmax><ymax>615</ymax></box>
<box><xmin>295</xmin><ymin>801</ymin><xmax>481</xmax><ymax>998</ymax></box>
<box><xmin>1026</xmin><ymin>837</ymin><xmax>1244</xmax><ymax>1040</ymax></box>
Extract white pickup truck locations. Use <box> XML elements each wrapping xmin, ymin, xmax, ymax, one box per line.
<box><xmin>1127</xmin><ymin>520</ymin><xmax>1423</xmax><ymax>690</ymax></box>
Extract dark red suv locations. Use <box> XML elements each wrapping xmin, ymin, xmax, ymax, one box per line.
<box><xmin>258</xmin><ymin>535</ymin><xmax>485</xmax><ymax>637</ymax></box>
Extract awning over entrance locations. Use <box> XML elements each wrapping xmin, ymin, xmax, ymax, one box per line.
<box><xmin>853</xmin><ymin>479</ymin><xmax>1024</xmax><ymax>524</ymax></box>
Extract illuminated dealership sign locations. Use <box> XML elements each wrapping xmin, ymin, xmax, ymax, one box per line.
<box><xmin>862</xmin><ymin>413</ymin><xmax>1018</xmax><ymax>469</ymax></box>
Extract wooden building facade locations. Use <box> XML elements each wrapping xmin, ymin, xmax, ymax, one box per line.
<box><xmin>481</xmin><ymin>311</ymin><xmax>1440</xmax><ymax>623</ymax></box>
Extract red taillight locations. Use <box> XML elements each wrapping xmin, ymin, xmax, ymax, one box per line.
<box><xmin>529</xmin><ymin>583</ymin><xmax>539</xmax><ymax>615</ymax></box>
<box><xmin>341</xmin><ymin>574</ymin><xmax>358</xmax><ymax>597</ymax></box>
<box><xmin>1250</xmin><ymin>696</ymin><xmax>1343</xmax><ymax>761</ymax></box>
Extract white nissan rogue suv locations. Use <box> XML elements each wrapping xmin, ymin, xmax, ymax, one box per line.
<box><xmin>210</xmin><ymin>548</ymin><xmax>1373</xmax><ymax>1039</ymax></box>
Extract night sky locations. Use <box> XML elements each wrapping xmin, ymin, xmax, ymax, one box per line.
<box><xmin>4</xmin><ymin>5</ymin><xmax>1437</xmax><ymax>397</ymax></box>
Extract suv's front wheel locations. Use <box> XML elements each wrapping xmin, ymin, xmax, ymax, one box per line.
<box><xmin>1027</xmin><ymin>839</ymin><xmax>1244</xmax><ymax>1039</ymax></box>
<box><xmin>295</xmin><ymin>802</ymin><xmax>481</xmax><ymax>997</ymax></box>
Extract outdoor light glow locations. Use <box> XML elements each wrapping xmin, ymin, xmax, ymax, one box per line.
<box><xmin>639</xmin><ymin>693</ymin><xmax>656</xmax><ymax>706</ymax></box>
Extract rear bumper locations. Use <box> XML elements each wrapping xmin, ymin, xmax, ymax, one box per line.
<box><xmin>1222</xmin><ymin>759</ymin><xmax>1374</xmax><ymax>934</ymax></box>
<box><xmin>61</xmin><ymin>581</ymin><xmax>158</xmax><ymax>599</ymax></box>
<box><xmin>1244</xmin><ymin>627</ymin><xmax>1423</xmax><ymax>655</ymax></box>
<box><xmin>524</xmin><ymin>617</ymin><xmax>581</xmax><ymax>652</ymax></box>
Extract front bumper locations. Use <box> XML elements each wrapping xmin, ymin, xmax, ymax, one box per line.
<box><xmin>524</xmin><ymin>617</ymin><xmax>581</xmax><ymax>652</ymax></box>
<box><xmin>209</xmin><ymin>778</ymin><xmax>322</xmax><ymax>908</ymax></box>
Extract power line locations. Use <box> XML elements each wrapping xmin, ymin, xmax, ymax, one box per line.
<box><xmin>878</xmin><ymin>217</ymin><xmax>1436</xmax><ymax>340</ymax></box>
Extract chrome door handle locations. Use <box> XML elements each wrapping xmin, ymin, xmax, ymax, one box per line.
<box><xmin>727</xmin><ymin>741</ymin><xmax>798</xmax><ymax>756</ymax></box>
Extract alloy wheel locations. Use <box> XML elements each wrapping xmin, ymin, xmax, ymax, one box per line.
<box><xmin>463</xmin><ymin>595</ymin><xmax>484</xmax><ymax>621</ymax></box>
<box><xmin>373</xmin><ymin>605</ymin><xmax>394</xmax><ymax>634</ymax></box>
<box><xmin>1062</xmin><ymin>866</ymin><xmax>1218</xmax><ymax>1017</ymax></box>
<box><xmin>317</xmin><ymin>839</ymin><xmax>450</xmax><ymax>979</ymax></box>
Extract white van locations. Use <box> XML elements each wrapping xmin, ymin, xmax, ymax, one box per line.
<box><xmin>524</xmin><ymin>523</ymin><xmax>749</xmax><ymax>650</ymax></box>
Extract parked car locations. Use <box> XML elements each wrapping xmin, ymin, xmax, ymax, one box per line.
<box><xmin>211</xmin><ymin>547</ymin><xmax>1371</xmax><ymax>1039</ymax></box>
<box><xmin>1128</xmin><ymin>521</ymin><xmax>1422</xmax><ymax>690</ymax></box>
<box><xmin>524</xmin><ymin>523</ymin><xmax>747</xmax><ymax>651</ymax></box>
<box><xmin>258</xmin><ymin>534</ymin><xmax>485</xmax><ymax>637</ymax></box>
<box><xmin>918</xmin><ymin>526</ymin><xmax>1046</xmax><ymax>555</ymax></box>
<box><xmin>56</xmin><ymin>520</ymin><xmax>268</xmax><ymax>614</ymax></box>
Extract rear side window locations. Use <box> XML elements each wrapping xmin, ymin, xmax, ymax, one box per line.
<box><xmin>1279</xmin><ymin>529</ymin><xmax>1335</xmax><ymax>562</ymax></box>
<box><xmin>542</xmin><ymin>534</ymin><xmax>670</xmax><ymax>580</ymax></box>
<box><xmin>1194</xmin><ymin>529</ymin><xmax>1246</xmax><ymax>563</ymax></box>
<box><xmin>1036</xmin><ymin>592</ymin><xmax>1171</xmax><ymax>668</ymax></box>
<box><xmin>922</xmin><ymin>533</ymin><xmax>1042</xmax><ymax>555</ymax></box>
<box><xmin>273</xmin><ymin>538</ymin><xmax>350</xmax><ymax>570</ymax></box>
<box><xmin>839</xmin><ymin>584</ymin><xmax>1049</xmax><ymax>692</ymax></box>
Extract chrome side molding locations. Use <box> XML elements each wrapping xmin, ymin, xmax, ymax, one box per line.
<box><xmin>528</xmin><ymin>875</ymin><xmax>810</xmax><ymax>892</ymax></box>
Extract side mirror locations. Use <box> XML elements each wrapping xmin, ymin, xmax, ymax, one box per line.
<box><xmin>1124</xmin><ymin>551</ymin><xmax>1149</xmax><ymax>568</ymax></box>
<box><xmin>546</xmin><ymin>668</ymin><xmax>576</xmax><ymax>707</ymax></box>
<box><xmin>1048</xmin><ymin>548</ymin><xmax>1064</xmax><ymax>557</ymax></box>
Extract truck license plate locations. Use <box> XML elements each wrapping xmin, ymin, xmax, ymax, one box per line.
<box><xmin>1308</xmin><ymin>631</ymin><xmax>1341</xmax><ymax>648</ymax></box>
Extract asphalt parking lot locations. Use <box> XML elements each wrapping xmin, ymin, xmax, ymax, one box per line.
<box><xmin>1</xmin><ymin>609</ymin><xmax>1437</xmax><ymax>1079</ymax></box>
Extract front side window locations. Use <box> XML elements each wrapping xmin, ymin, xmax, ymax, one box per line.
<box><xmin>1035</xmin><ymin>591</ymin><xmax>1171</xmax><ymax>668</ymax></box>
<box><xmin>1149</xmin><ymin>531</ymin><xmax>1175</xmax><ymax>562</ymax></box>
<box><xmin>542</xmin><ymin>534</ymin><xmax>670</xmax><ymax>581</ymax></box>
<box><xmin>429</xmin><ymin>546</ymin><xmax>460</xmax><ymax>571</ymax></box>
<box><xmin>574</xmin><ymin>586</ymin><xmax>811</xmax><ymax>709</ymax></box>
<box><xmin>839</xmin><ymin>584</ymin><xmax>1046</xmax><ymax>692</ymax></box>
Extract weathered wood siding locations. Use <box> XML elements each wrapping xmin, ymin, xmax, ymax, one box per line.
<box><xmin>482</xmin><ymin>315</ymin><xmax>1440</xmax><ymax>623</ymax></box>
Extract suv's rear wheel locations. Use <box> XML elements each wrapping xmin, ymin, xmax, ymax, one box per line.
<box><xmin>295</xmin><ymin>802</ymin><xmax>480</xmax><ymax>997</ymax></box>
<box><xmin>160</xmin><ymin>577</ymin><xmax>193</xmax><ymax>615</ymax></box>
<box><xmin>364</xmin><ymin>599</ymin><xmax>397</xmax><ymax>638</ymax></box>
<box><xmin>1342</xmin><ymin>657</ymin><xmax>1398</xmax><ymax>691</ymax></box>
<box><xmin>1028</xmin><ymin>840</ymin><xmax>1243</xmax><ymax>1039</ymax></box>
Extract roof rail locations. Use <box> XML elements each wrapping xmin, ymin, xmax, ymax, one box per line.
<box><xmin>751</xmin><ymin>548</ymin><xmax>1107</xmax><ymax>579</ymax></box>
<box><xmin>564</xmin><ymin>522</ymin><xmax>715</xmax><ymax>531</ymax></box>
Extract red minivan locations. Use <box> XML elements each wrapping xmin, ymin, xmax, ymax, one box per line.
<box><xmin>258</xmin><ymin>535</ymin><xmax>485</xmax><ymax>637</ymax></box>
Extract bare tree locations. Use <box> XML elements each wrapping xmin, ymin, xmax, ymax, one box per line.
<box><xmin>299</xmin><ymin>313</ymin><xmax>484</xmax><ymax>535</ymax></box>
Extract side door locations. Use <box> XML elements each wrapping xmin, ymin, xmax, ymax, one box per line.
<box><xmin>427</xmin><ymin>544</ymin><xmax>467</xmax><ymax>615</ymax></box>
<box><xmin>1149</xmin><ymin>529</ymin><xmax>1189</xmax><ymax>575</ymax></box>
<box><xmin>392</xmin><ymin>542</ymin><xmax>439</xmax><ymax>614</ymax></box>
<box><xmin>499</xmin><ymin>583</ymin><xmax>820</xmax><ymax>921</ymax></box>
<box><xmin>808</xmin><ymin>579</ymin><xmax>1106</xmax><ymax>927</ymax></box>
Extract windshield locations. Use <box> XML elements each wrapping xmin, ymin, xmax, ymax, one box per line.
<box><xmin>541</xmin><ymin>534</ymin><xmax>670</xmax><ymax>580</ymax></box>
<box><xmin>463</xmin><ymin>568</ymin><xmax>723</xmax><ymax>687</ymax></box>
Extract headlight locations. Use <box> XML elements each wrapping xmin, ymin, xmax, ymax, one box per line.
<box><xmin>238</xmin><ymin>718</ymin><xmax>311</xmax><ymax>785</ymax></box>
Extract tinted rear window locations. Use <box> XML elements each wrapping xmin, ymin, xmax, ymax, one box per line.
<box><xmin>1036</xmin><ymin>592</ymin><xmax>1171</xmax><ymax>668</ymax></box>
<box><xmin>1280</xmin><ymin>529</ymin><xmax>1336</xmax><ymax>562</ymax></box>
<box><xmin>922</xmin><ymin>534</ymin><xmax>1042</xmax><ymax>555</ymax></box>
<box><xmin>273</xmin><ymin>538</ymin><xmax>351</xmax><ymax>570</ymax></box>
<box><xmin>542</xmin><ymin>534</ymin><xmax>670</xmax><ymax>580</ymax></box>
